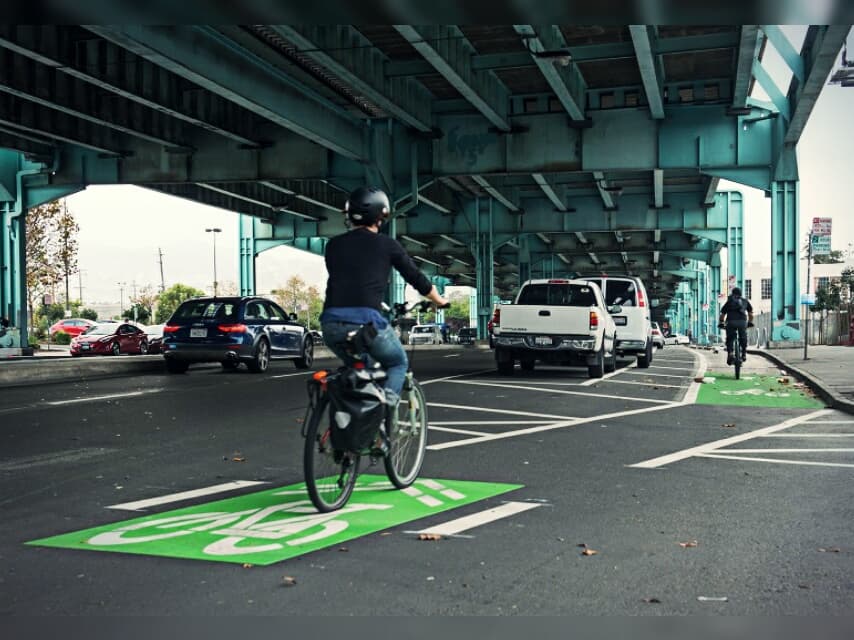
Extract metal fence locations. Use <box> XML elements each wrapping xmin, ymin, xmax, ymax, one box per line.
<box><xmin>749</xmin><ymin>310</ymin><xmax>852</xmax><ymax>347</ymax></box>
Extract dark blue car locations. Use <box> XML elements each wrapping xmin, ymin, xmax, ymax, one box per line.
<box><xmin>161</xmin><ymin>297</ymin><xmax>314</xmax><ymax>374</ymax></box>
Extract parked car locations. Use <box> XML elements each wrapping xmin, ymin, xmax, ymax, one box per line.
<box><xmin>665</xmin><ymin>333</ymin><xmax>690</xmax><ymax>345</ymax></box>
<box><xmin>493</xmin><ymin>278</ymin><xmax>619</xmax><ymax>378</ymax></box>
<box><xmin>160</xmin><ymin>296</ymin><xmax>314</xmax><ymax>374</ymax></box>
<box><xmin>458</xmin><ymin>327</ymin><xmax>478</xmax><ymax>345</ymax></box>
<box><xmin>309</xmin><ymin>330</ymin><xmax>324</xmax><ymax>345</ymax></box>
<box><xmin>408</xmin><ymin>324</ymin><xmax>443</xmax><ymax>345</ymax></box>
<box><xmin>577</xmin><ymin>274</ymin><xmax>654</xmax><ymax>368</ymax></box>
<box><xmin>70</xmin><ymin>322</ymin><xmax>148</xmax><ymax>356</ymax></box>
<box><xmin>651</xmin><ymin>322</ymin><xmax>665</xmax><ymax>349</ymax></box>
<box><xmin>49</xmin><ymin>318</ymin><xmax>96</xmax><ymax>338</ymax></box>
<box><xmin>142</xmin><ymin>324</ymin><xmax>166</xmax><ymax>354</ymax></box>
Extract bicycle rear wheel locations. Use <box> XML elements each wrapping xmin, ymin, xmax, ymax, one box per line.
<box><xmin>303</xmin><ymin>394</ymin><xmax>360</xmax><ymax>512</ymax></box>
<box><xmin>733</xmin><ymin>342</ymin><xmax>742</xmax><ymax>380</ymax></box>
<box><xmin>384</xmin><ymin>379</ymin><xmax>428</xmax><ymax>488</ymax></box>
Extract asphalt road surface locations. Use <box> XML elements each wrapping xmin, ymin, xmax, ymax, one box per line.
<box><xmin>2</xmin><ymin>346</ymin><xmax>853</xmax><ymax>615</ymax></box>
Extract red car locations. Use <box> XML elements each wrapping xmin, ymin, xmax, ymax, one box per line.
<box><xmin>49</xmin><ymin>318</ymin><xmax>96</xmax><ymax>338</ymax></box>
<box><xmin>70</xmin><ymin>323</ymin><xmax>148</xmax><ymax>356</ymax></box>
<box><xmin>487</xmin><ymin>308</ymin><xmax>500</xmax><ymax>349</ymax></box>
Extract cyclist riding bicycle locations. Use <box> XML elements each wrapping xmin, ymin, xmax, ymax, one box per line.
<box><xmin>320</xmin><ymin>187</ymin><xmax>449</xmax><ymax>417</ymax></box>
<box><xmin>718</xmin><ymin>287</ymin><xmax>754</xmax><ymax>365</ymax></box>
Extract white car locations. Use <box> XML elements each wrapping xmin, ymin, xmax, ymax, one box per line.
<box><xmin>651</xmin><ymin>322</ymin><xmax>665</xmax><ymax>349</ymax></box>
<box><xmin>665</xmin><ymin>333</ymin><xmax>690</xmax><ymax>345</ymax></box>
<box><xmin>408</xmin><ymin>324</ymin><xmax>442</xmax><ymax>345</ymax></box>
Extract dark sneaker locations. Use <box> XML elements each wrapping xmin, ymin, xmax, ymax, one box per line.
<box><xmin>726</xmin><ymin>352</ymin><xmax>733</xmax><ymax>365</ymax></box>
<box><xmin>741</xmin><ymin>353</ymin><xmax>747</xmax><ymax>362</ymax></box>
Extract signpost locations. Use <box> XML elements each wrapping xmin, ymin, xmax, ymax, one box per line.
<box><xmin>805</xmin><ymin>217</ymin><xmax>831</xmax><ymax>360</ymax></box>
<box><xmin>811</xmin><ymin>235</ymin><xmax>831</xmax><ymax>256</ymax></box>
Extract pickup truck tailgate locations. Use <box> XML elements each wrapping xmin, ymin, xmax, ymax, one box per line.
<box><xmin>499</xmin><ymin>305</ymin><xmax>592</xmax><ymax>335</ymax></box>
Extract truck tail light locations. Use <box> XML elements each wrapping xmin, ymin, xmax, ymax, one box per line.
<box><xmin>494</xmin><ymin>308</ymin><xmax>500</xmax><ymax>326</ymax></box>
<box><xmin>637</xmin><ymin>287</ymin><xmax>646</xmax><ymax>307</ymax></box>
<box><xmin>589</xmin><ymin>311</ymin><xmax>599</xmax><ymax>330</ymax></box>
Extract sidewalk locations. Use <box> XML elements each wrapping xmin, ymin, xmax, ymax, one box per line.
<box><xmin>749</xmin><ymin>344</ymin><xmax>854</xmax><ymax>414</ymax></box>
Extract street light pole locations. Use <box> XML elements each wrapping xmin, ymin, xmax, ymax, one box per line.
<box><xmin>205</xmin><ymin>228</ymin><xmax>222</xmax><ymax>297</ymax></box>
<box><xmin>117</xmin><ymin>282</ymin><xmax>126</xmax><ymax>320</ymax></box>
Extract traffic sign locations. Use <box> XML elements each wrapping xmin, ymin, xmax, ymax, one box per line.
<box><xmin>812</xmin><ymin>217</ymin><xmax>832</xmax><ymax>236</ymax></box>
<box><xmin>801</xmin><ymin>293</ymin><xmax>816</xmax><ymax>305</ymax></box>
<box><xmin>811</xmin><ymin>235</ymin><xmax>831</xmax><ymax>255</ymax></box>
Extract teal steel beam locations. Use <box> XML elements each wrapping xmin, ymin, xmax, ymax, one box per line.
<box><xmin>751</xmin><ymin>59</ymin><xmax>790</xmax><ymax>119</ymax></box>
<box><xmin>761</xmin><ymin>25</ymin><xmax>804</xmax><ymax>83</ymax></box>
<box><xmin>195</xmin><ymin>182</ymin><xmax>322</xmax><ymax>221</ymax></box>
<box><xmin>653</xmin><ymin>169</ymin><xmax>664</xmax><ymax>208</ymax></box>
<box><xmin>471</xmin><ymin>175</ymin><xmax>519</xmax><ymax>211</ymax></box>
<box><xmin>532</xmin><ymin>173</ymin><xmax>567</xmax><ymax>211</ymax></box>
<box><xmin>474</xmin><ymin>197</ymin><xmax>494</xmax><ymax>339</ymax></box>
<box><xmin>732</xmin><ymin>26</ymin><xmax>763</xmax><ymax>108</ymax></box>
<box><xmin>394</xmin><ymin>25</ymin><xmax>511</xmax><ymax>132</ymax></box>
<box><xmin>725</xmin><ymin>191</ymin><xmax>745</xmax><ymax>293</ymax></box>
<box><xmin>782</xmin><ymin>25</ymin><xmax>851</xmax><ymax>145</ymax></box>
<box><xmin>592</xmin><ymin>171</ymin><xmax>615</xmax><ymax>209</ymax></box>
<box><xmin>703</xmin><ymin>176</ymin><xmax>720</xmax><ymax>206</ymax></box>
<box><xmin>629</xmin><ymin>25</ymin><xmax>664</xmax><ymax>119</ymax></box>
<box><xmin>513</xmin><ymin>25</ymin><xmax>586</xmax><ymax>121</ymax></box>
<box><xmin>269</xmin><ymin>26</ymin><xmax>433</xmax><ymax>133</ymax></box>
<box><xmin>518</xmin><ymin>234</ymin><xmax>531</xmax><ymax>286</ymax></box>
<box><xmin>86</xmin><ymin>25</ymin><xmax>366</xmax><ymax>160</ymax></box>
<box><xmin>770</xmin><ymin>180</ymin><xmax>800</xmax><ymax>338</ymax></box>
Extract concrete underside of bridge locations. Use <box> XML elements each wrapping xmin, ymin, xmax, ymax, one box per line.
<box><xmin>1</xmin><ymin>24</ymin><xmax>849</xmax><ymax>348</ymax></box>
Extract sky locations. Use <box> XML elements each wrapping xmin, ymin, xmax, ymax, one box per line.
<box><xmin>65</xmin><ymin>26</ymin><xmax>853</xmax><ymax>306</ymax></box>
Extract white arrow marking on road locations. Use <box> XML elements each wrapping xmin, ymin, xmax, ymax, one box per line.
<box><xmin>415</xmin><ymin>501</ymin><xmax>541</xmax><ymax>536</ymax></box>
<box><xmin>107</xmin><ymin>480</ymin><xmax>268</xmax><ymax>511</ymax></box>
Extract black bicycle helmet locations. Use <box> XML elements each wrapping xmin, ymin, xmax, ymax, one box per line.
<box><xmin>344</xmin><ymin>187</ymin><xmax>390</xmax><ymax>226</ymax></box>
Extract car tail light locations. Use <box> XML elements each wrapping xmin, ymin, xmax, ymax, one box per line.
<box><xmin>493</xmin><ymin>308</ymin><xmax>500</xmax><ymax>326</ymax></box>
<box><xmin>218</xmin><ymin>324</ymin><xmax>247</xmax><ymax>333</ymax></box>
<box><xmin>163</xmin><ymin>324</ymin><xmax>180</xmax><ymax>333</ymax></box>
<box><xmin>637</xmin><ymin>287</ymin><xmax>646</xmax><ymax>307</ymax></box>
<box><xmin>589</xmin><ymin>311</ymin><xmax>599</xmax><ymax>330</ymax></box>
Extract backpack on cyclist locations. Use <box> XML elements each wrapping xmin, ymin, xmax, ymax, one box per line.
<box><xmin>327</xmin><ymin>365</ymin><xmax>388</xmax><ymax>452</ymax></box>
<box><xmin>729</xmin><ymin>295</ymin><xmax>748</xmax><ymax>320</ymax></box>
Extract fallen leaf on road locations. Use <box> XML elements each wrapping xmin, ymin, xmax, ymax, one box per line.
<box><xmin>678</xmin><ymin>540</ymin><xmax>699</xmax><ymax>548</ymax></box>
<box><xmin>818</xmin><ymin>547</ymin><xmax>841</xmax><ymax>553</ymax></box>
<box><xmin>777</xmin><ymin>377</ymin><xmax>790</xmax><ymax>384</ymax></box>
<box><xmin>232</xmin><ymin>456</ymin><xmax>246</xmax><ymax>462</ymax></box>
<box><xmin>693</xmin><ymin>376</ymin><xmax>705</xmax><ymax>383</ymax></box>
<box><xmin>581</xmin><ymin>548</ymin><xmax>598</xmax><ymax>556</ymax></box>
<box><xmin>295</xmin><ymin>418</ymin><xmax>304</xmax><ymax>424</ymax></box>
<box><xmin>338</xmin><ymin>546</ymin><xmax>349</xmax><ymax>552</ymax></box>
<box><xmin>721</xmin><ymin>423</ymin><xmax>736</xmax><ymax>428</ymax></box>
<box><xmin>282</xmin><ymin>576</ymin><xmax>297</xmax><ymax>586</ymax></box>
<box><xmin>242</xmin><ymin>563</ymin><xmax>253</xmax><ymax>569</ymax></box>
<box><xmin>379</xmin><ymin>532</ymin><xmax>392</xmax><ymax>537</ymax></box>
<box><xmin>643</xmin><ymin>597</ymin><xmax>661</xmax><ymax>603</ymax></box>
<box><xmin>697</xmin><ymin>596</ymin><xmax>728</xmax><ymax>602</ymax></box>
<box><xmin>418</xmin><ymin>533</ymin><xmax>442</xmax><ymax>541</ymax></box>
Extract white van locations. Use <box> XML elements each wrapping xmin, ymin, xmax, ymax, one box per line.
<box><xmin>577</xmin><ymin>275</ymin><xmax>654</xmax><ymax>368</ymax></box>
<box><xmin>408</xmin><ymin>324</ymin><xmax>443</xmax><ymax>345</ymax></box>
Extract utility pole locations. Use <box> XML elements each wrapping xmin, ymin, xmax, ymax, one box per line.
<box><xmin>77</xmin><ymin>270</ymin><xmax>84</xmax><ymax>306</ymax></box>
<box><xmin>157</xmin><ymin>248</ymin><xmax>166</xmax><ymax>293</ymax></box>
<box><xmin>131</xmin><ymin>281</ymin><xmax>138</xmax><ymax>322</ymax></box>
<box><xmin>804</xmin><ymin>232</ymin><xmax>813</xmax><ymax>361</ymax></box>
<box><xmin>117</xmin><ymin>282</ymin><xmax>126</xmax><ymax>320</ymax></box>
<box><xmin>63</xmin><ymin>226</ymin><xmax>70</xmax><ymax>315</ymax></box>
<box><xmin>205</xmin><ymin>229</ymin><xmax>222</xmax><ymax>296</ymax></box>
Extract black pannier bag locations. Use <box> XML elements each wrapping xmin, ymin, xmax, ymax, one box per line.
<box><xmin>327</xmin><ymin>366</ymin><xmax>388</xmax><ymax>452</ymax></box>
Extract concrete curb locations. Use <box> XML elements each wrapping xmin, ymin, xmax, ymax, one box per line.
<box><xmin>748</xmin><ymin>348</ymin><xmax>854</xmax><ymax>416</ymax></box>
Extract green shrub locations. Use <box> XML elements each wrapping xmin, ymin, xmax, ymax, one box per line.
<box><xmin>53</xmin><ymin>331</ymin><xmax>72</xmax><ymax>345</ymax></box>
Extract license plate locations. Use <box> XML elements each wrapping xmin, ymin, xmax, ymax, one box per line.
<box><xmin>614</xmin><ymin>316</ymin><xmax>627</xmax><ymax>326</ymax></box>
<box><xmin>81</xmin><ymin>344</ymin><xmax>90</xmax><ymax>350</ymax></box>
<box><xmin>535</xmin><ymin>336</ymin><xmax>551</xmax><ymax>345</ymax></box>
<box><xmin>190</xmin><ymin>328</ymin><xmax>207</xmax><ymax>338</ymax></box>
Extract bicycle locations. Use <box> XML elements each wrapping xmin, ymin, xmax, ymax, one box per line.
<box><xmin>301</xmin><ymin>300</ymin><xmax>443</xmax><ymax>513</ymax></box>
<box><xmin>719</xmin><ymin>321</ymin><xmax>754</xmax><ymax>380</ymax></box>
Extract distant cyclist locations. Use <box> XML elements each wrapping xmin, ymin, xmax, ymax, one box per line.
<box><xmin>320</xmin><ymin>187</ymin><xmax>449</xmax><ymax>409</ymax></box>
<box><xmin>718</xmin><ymin>287</ymin><xmax>754</xmax><ymax>364</ymax></box>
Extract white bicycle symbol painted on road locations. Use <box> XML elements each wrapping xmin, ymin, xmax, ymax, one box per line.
<box><xmin>88</xmin><ymin>501</ymin><xmax>392</xmax><ymax>556</ymax></box>
<box><xmin>720</xmin><ymin>388</ymin><xmax>791</xmax><ymax>398</ymax></box>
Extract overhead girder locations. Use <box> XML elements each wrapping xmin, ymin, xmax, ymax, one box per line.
<box><xmin>0</xmin><ymin>25</ymin><xmax>264</xmax><ymax>147</ymax></box>
<box><xmin>85</xmin><ymin>25</ymin><xmax>367</xmax><ymax>160</ymax></box>
<box><xmin>732</xmin><ymin>26</ymin><xmax>763</xmax><ymax>109</ymax></box>
<box><xmin>512</xmin><ymin>25</ymin><xmax>586</xmax><ymax>121</ymax></box>
<box><xmin>628</xmin><ymin>25</ymin><xmax>664</xmax><ymax>119</ymax></box>
<box><xmin>268</xmin><ymin>26</ymin><xmax>434</xmax><ymax>133</ymax></box>
<box><xmin>0</xmin><ymin>47</ymin><xmax>194</xmax><ymax>150</ymax></box>
<box><xmin>393</xmin><ymin>25</ymin><xmax>511</xmax><ymax>132</ymax></box>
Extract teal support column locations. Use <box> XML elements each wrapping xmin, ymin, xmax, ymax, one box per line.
<box><xmin>518</xmin><ymin>234</ymin><xmax>530</xmax><ymax>286</ymax></box>
<box><xmin>468</xmin><ymin>288</ymin><xmax>477</xmax><ymax>329</ymax></box>
<box><xmin>710</xmin><ymin>253</ymin><xmax>722</xmax><ymax>326</ymax></box>
<box><xmin>726</xmin><ymin>191</ymin><xmax>744</xmax><ymax>292</ymax></box>
<box><xmin>387</xmin><ymin>216</ymin><xmax>405</xmax><ymax>305</ymax></box>
<box><xmin>238</xmin><ymin>214</ymin><xmax>256</xmax><ymax>296</ymax></box>
<box><xmin>770</xmin><ymin>180</ymin><xmax>801</xmax><ymax>340</ymax></box>
<box><xmin>431</xmin><ymin>275</ymin><xmax>450</xmax><ymax>323</ymax></box>
<box><xmin>474</xmin><ymin>197</ymin><xmax>494</xmax><ymax>340</ymax></box>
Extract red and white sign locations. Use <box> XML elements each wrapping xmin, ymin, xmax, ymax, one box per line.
<box><xmin>812</xmin><ymin>217</ymin><xmax>832</xmax><ymax>236</ymax></box>
<box><xmin>727</xmin><ymin>275</ymin><xmax>736</xmax><ymax>292</ymax></box>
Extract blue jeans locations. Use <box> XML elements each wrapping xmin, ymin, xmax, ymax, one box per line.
<box><xmin>321</xmin><ymin>321</ymin><xmax>408</xmax><ymax>403</ymax></box>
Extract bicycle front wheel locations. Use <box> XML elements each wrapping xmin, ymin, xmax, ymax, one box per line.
<box><xmin>384</xmin><ymin>379</ymin><xmax>428</xmax><ymax>488</ymax></box>
<box><xmin>733</xmin><ymin>343</ymin><xmax>742</xmax><ymax>380</ymax></box>
<box><xmin>303</xmin><ymin>394</ymin><xmax>360</xmax><ymax>512</ymax></box>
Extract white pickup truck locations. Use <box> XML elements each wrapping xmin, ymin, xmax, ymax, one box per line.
<box><xmin>493</xmin><ymin>278</ymin><xmax>620</xmax><ymax>378</ymax></box>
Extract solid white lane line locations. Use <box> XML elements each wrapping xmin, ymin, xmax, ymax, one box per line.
<box><xmin>680</xmin><ymin>350</ymin><xmax>705</xmax><ymax>405</ymax></box>
<box><xmin>429</xmin><ymin>425</ymin><xmax>492</xmax><ymax>437</ymax></box>
<box><xmin>46</xmin><ymin>389</ymin><xmax>163</xmax><ymax>405</ymax></box>
<box><xmin>447</xmin><ymin>380</ymin><xmax>672</xmax><ymax>404</ymax></box>
<box><xmin>763</xmin><ymin>433</ymin><xmax>854</xmax><ymax>438</ymax></box>
<box><xmin>443</xmin><ymin>354</ymin><xmax>462</xmax><ymax>358</ymax></box>
<box><xmin>628</xmin><ymin>408</ymin><xmax>832</xmax><ymax>469</ymax></box>
<box><xmin>695</xmin><ymin>453</ymin><xmax>854</xmax><ymax>469</ymax></box>
<box><xmin>579</xmin><ymin>361</ymin><xmax>638</xmax><ymax>386</ymax></box>
<box><xmin>593</xmin><ymin>379</ymin><xmax>682</xmax><ymax>389</ymax></box>
<box><xmin>622</xmin><ymin>371</ymin><xmax>689</xmax><ymax>379</ymax></box>
<box><xmin>269</xmin><ymin>372</ymin><xmax>313</xmax><ymax>379</ymax></box>
<box><xmin>713</xmin><ymin>448</ymin><xmax>854</xmax><ymax>453</ymax></box>
<box><xmin>430</xmin><ymin>420</ymin><xmax>551</xmax><ymax>425</ymax></box>
<box><xmin>421</xmin><ymin>369</ymin><xmax>495</xmax><ymax>385</ymax></box>
<box><xmin>107</xmin><ymin>480</ymin><xmax>267</xmax><ymax>511</ymax></box>
<box><xmin>428</xmin><ymin>401</ymin><xmax>682</xmax><ymax>451</ymax></box>
<box><xmin>415</xmin><ymin>501</ymin><xmax>542</xmax><ymax>536</ymax></box>
<box><xmin>428</xmin><ymin>402</ymin><xmax>576</xmax><ymax>420</ymax></box>
<box><xmin>648</xmin><ymin>365</ymin><xmax>696</xmax><ymax>371</ymax></box>
<box><xmin>804</xmin><ymin>420</ymin><xmax>854</xmax><ymax>425</ymax></box>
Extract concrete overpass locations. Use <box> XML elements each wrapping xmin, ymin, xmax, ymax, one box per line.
<box><xmin>1</xmin><ymin>24</ymin><xmax>850</xmax><ymax>349</ymax></box>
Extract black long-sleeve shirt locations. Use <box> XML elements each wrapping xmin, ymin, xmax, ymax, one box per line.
<box><xmin>323</xmin><ymin>228</ymin><xmax>432</xmax><ymax>311</ymax></box>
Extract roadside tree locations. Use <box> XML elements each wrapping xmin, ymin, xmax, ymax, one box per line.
<box><xmin>155</xmin><ymin>283</ymin><xmax>205</xmax><ymax>323</ymax></box>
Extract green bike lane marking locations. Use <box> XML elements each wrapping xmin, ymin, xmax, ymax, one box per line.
<box><xmin>27</xmin><ymin>475</ymin><xmax>521</xmax><ymax>565</ymax></box>
<box><xmin>696</xmin><ymin>372</ymin><xmax>824</xmax><ymax>409</ymax></box>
